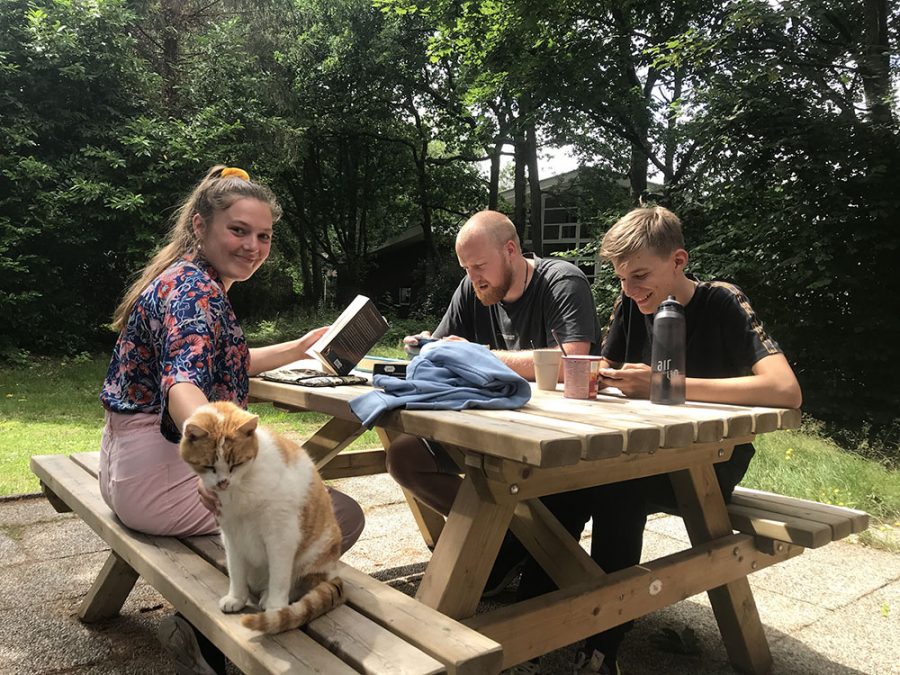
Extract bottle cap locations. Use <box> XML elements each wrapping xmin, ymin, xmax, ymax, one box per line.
<box><xmin>656</xmin><ymin>295</ymin><xmax>684</xmax><ymax>314</ymax></box>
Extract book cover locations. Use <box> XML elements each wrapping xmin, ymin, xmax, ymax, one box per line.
<box><xmin>308</xmin><ymin>295</ymin><xmax>390</xmax><ymax>375</ymax></box>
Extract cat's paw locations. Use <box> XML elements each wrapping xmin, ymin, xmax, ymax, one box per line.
<box><xmin>219</xmin><ymin>594</ymin><xmax>247</xmax><ymax>613</ymax></box>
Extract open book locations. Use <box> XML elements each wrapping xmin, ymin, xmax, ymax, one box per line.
<box><xmin>307</xmin><ymin>295</ymin><xmax>390</xmax><ymax>375</ymax></box>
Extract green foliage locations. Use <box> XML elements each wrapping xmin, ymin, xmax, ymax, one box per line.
<box><xmin>2</xmin><ymin>0</ymin><xmax>899</xmax><ymax>454</ymax></box>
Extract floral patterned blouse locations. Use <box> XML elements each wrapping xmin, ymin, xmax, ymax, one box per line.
<box><xmin>100</xmin><ymin>255</ymin><xmax>250</xmax><ymax>443</ymax></box>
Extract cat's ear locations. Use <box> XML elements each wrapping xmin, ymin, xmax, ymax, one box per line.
<box><xmin>237</xmin><ymin>415</ymin><xmax>259</xmax><ymax>437</ymax></box>
<box><xmin>183</xmin><ymin>423</ymin><xmax>209</xmax><ymax>442</ymax></box>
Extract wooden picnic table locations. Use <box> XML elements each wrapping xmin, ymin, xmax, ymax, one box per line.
<box><xmin>249</xmin><ymin>376</ymin><xmax>809</xmax><ymax>673</ymax></box>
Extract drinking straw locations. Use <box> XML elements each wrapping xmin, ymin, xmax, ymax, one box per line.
<box><xmin>551</xmin><ymin>329</ymin><xmax>568</xmax><ymax>357</ymax></box>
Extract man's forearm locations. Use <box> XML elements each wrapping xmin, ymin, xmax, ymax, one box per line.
<box><xmin>493</xmin><ymin>340</ymin><xmax>592</xmax><ymax>382</ymax></box>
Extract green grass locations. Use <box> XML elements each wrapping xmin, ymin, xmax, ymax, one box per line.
<box><xmin>0</xmin><ymin>351</ymin><xmax>400</xmax><ymax>496</ymax></box>
<box><xmin>3</xmin><ymin>354</ymin><xmax>899</xmax><ymax>545</ymax></box>
<box><xmin>746</xmin><ymin>426</ymin><xmax>900</xmax><ymax>522</ymax></box>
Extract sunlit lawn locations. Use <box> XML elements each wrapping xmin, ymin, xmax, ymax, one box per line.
<box><xmin>0</xmin><ymin>354</ymin><xmax>388</xmax><ymax>496</ymax></box>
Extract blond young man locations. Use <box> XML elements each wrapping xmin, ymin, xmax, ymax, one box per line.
<box><xmin>526</xmin><ymin>206</ymin><xmax>801</xmax><ymax>674</ymax></box>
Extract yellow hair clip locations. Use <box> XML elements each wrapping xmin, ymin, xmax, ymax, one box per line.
<box><xmin>221</xmin><ymin>167</ymin><xmax>250</xmax><ymax>181</ymax></box>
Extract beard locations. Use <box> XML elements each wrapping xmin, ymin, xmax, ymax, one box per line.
<box><xmin>473</xmin><ymin>260</ymin><xmax>515</xmax><ymax>306</ymax></box>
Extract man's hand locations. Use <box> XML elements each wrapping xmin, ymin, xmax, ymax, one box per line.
<box><xmin>197</xmin><ymin>478</ymin><xmax>220</xmax><ymax>516</ymax></box>
<box><xmin>598</xmin><ymin>362</ymin><xmax>652</xmax><ymax>399</ymax></box>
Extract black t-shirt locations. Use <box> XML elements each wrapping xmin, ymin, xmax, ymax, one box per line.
<box><xmin>433</xmin><ymin>254</ymin><xmax>600</xmax><ymax>350</ymax></box>
<box><xmin>601</xmin><ymin>278</ymin><xmax>783</xmax><ymax>498</ymax></box>
<box><xmin>601</xmin><ymin>279</ymin><xmax>781</xmax><ymax>374</ymax></box>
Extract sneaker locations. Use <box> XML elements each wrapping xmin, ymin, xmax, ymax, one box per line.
<box><xmin>157</xmin><ymin>614</ymin><xmax>218</xmax><ymax>675</ymax></box>
<box><xmin>573</xmin><ymin>649</ymin><xmax>620</xmax><ymax>675</ymax></box>
<box><xmin>481</xmin><ymin>553</ymin><xmax>527</xmax><ymax>598</ymax></box>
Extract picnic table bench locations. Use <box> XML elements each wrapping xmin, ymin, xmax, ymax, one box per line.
<box><xmin>30</xmin><ymin>451</ymin><xmax>503</xmax><ymax>675</ymax></box>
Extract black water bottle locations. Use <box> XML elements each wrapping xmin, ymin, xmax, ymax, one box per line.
<box><xmin>650</xmin><ymin>295</ymin><xmax>686</xmax><ymax>405</ymax></box>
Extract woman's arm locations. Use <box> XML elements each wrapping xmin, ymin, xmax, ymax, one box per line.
<box><xmin>166</xmin><ymin>382</ymin><xmax>211</xmax><ymax>434</ymax></box>
<box><xmin>247</xmin><ymin>326</ymin><xmax>329</xmax><ymax>376</ymax></box>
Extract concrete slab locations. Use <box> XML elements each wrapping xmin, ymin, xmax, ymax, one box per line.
<box><xmin>1</xmin><ymin>475</ymin><xmax>898</xmax><ymax>675</ymax></box>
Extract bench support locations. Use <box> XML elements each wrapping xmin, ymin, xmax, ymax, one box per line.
<box><xmin>79</xmin><ymin>551</ymin><xmax>140</xmax><ymax>622</ymax></box>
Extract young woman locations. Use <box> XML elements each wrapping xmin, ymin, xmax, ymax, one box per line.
<box><xmin>99</xmin><ymin>165</ymin><xmax>364</xmax><ymax>674</ymax></box>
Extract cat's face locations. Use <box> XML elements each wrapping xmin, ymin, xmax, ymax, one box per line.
<box><xmin>179</xmin><ymin>401</ymin><xmax>260</xmax><ymax>492</ymax></box>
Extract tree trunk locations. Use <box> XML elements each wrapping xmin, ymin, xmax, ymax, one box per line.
<box><xmin>612</xmin><ymin>6</ymin><xmax>650</xmax><ymax>204</ymax></box>
<box><xmin>861</xmin><ymin>0</ymin><xmax>894</xmax><ymax>127</ymax></box>
<box><xmin>664</xmin><ymin>68</ymin><xmax>683</xmax><ymax>185</ymax></box>
<box><xmin>488</xmin><ymin>140</ymin><xmax>503</xmax><ymax>210</ymax></box>
<box><xmin>160</xmin><ymin>0</ymin><xmax>181</xmax><ymax>110</ymax></box>
<box><xmin>513</xmin><ymin>129</ymin><xmax>527</xmax><ymax>243</ymax></box>
<box><xmin>525</xmin><ymin>119</ymin><xmax>543</xmax><ymax>257</ymax></box>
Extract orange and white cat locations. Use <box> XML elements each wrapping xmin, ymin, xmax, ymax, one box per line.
<box><xmin>179</xmin><ymin>401</ymin><xmax>343</xmax><ymax>633</ymax></box>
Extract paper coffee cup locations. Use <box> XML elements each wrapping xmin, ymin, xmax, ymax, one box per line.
<box><xmin>533</xmin><ymin>348</ymin><xmax>562</xmax><ymax>390</ymax></box>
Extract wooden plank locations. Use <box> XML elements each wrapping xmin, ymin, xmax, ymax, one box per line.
<box><xmin>732</xmin><ymin>487</ymin><xmax>869</xmax><ymax>535</ymax></box>
<box><xmin>302</xmin><ymin>417</ymin><xmax>367</xmax><ymax>468</ymax></box>
<box><xmin>374</xmin><ymin>428</ymin><xmax>446</xmax><ymax>547</ymax></box>
<box><xmin>78</xmin><ymin>551</ymin><xmax>139</xmax><ymax>622</ymax></box>
<box><xmin>319</xmin><ymin>449</ymin><xmax>387</xmax><ymax>480</ymax></box>
<box><xmin>478</xmin><ymin>439</ymin><xmax>743</xmax><ymax>502</ymax></box>
<box><xmin>30</xmin><ymin>454</ymin><xmax>359</xmax><ymax>675</ymax></box>
<box><xmin>416</xmin><ymin>475</ymin><xmax>517</xmax><ymax>619</ymax></box>
<box><xmin>186</xmin><ymin>537</ymin><xmax>502</xmax><ymax>675</ymax></box>
<box><xmin>522</xmin><ymin>398</ymin><xmax>662</xmax><ymax>453</ymax></box>
<box><xmin>464</xmin><ymin>533</ymin><xmax>800</xmax><ymax>669</ymax></box>
<box><xmin>726</xmin><ymin>503</ymin><xmax>833</xmax><ymax>548</ymax></box>
<box><xmin>252</xmin><ymin>379</ymin><xmax>583</xmax><ymax>468</ymax></box>
<box><xmin>472</xmin><ymin>408</ymin><xmax>623</xmax><ymax>459</ymax></box>
<box><xmin>306</xmin><ymin>605</ymin><xmax>446</xmax><ymax>675</ymax></box>
<box><xmin>72</xmin><ymin>452</ymin><xmax>101</xmax><ymax>476</ymax></box>
<box><xmin>40</xmin><ymin>480</ymin><xmax>73</xmax><ymax>513</ymax></box>
<box><xmin>339</xmin><ymin>565</ymin><xmax>504</xmax><ymax>675</ymax></box>
<box><xmin>670</xmin><ymin>465</ymin><xmax>772</xmax><ymax>675</ymax></box>
<box><xmin>509</xmin><ymin>499</ymin><xmax>604</xmax><ymax>588</ymax></box>
<box><xmin>527</xmin><ymin>394</ymin><xmax>707</xmax><ymax>448</ymax></box>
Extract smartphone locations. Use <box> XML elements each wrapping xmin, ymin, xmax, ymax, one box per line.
<box><xmin>405</xmin><ymin>336</ymin><xmax>439</xmax><ymax>355</ymax></box>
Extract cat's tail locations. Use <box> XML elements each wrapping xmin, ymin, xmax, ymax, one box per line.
<box><xmin>241</xmin><ymin>576</ymin><xmax>344</xmax><ymax>634</ymax></box>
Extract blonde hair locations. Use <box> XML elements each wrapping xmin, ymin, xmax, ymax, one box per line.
<box><xmin>600</xmin><ymin>206</ymin><xmax>684</xmax><ymax>263</ymax></box>
<box><xmin>111</xmin><ymin>165</ymin><xmax>281</xmax><ymax>331</ymax></box>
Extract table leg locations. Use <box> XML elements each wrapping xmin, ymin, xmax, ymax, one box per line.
<box><xmin>670</xmin><ymin>465</ymin><xmax>773</xmax><ymax>675</ymax></box>
<box><xmin>302</xmin><ymin>417</ymin><xmax>366</xmax><ymax>469</ymax></box>
<box><xmin>79</xmin><ymin>551</ymin><xmax>139</xmax><ymax>622</ymax></box>
<box><xmin>374</xmin><ymin>428</ymin><xmax>447</xmax><ymax>547</ymax></box>
<box><xmin>509</xmin><ymin>498</ymin><xmax>604</xmax><ymax>587</ymax></box>
<box><xmin>416</xmin><ymin>474</ymin><xmax>516</xmax><ymax>619</ymax></box>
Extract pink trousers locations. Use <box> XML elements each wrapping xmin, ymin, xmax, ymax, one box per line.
<box><xmin>99</xmin><ymin>411</ymin><xmax>365</xmax><ymax>552</ymax></box>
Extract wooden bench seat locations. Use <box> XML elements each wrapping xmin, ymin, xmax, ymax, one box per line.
<box><xmin>651</xmin><ymin>487</ymin><xmax>869</xmax><ymax>551</ymax></box>
<box><xmin>726</xmin><ymin>486</ymin><xmax>869</xmax><ymax>549</ymax></box>
<box><xmin>30</xmin><ymin>452</ymin><xmax>503</xmax><ymax>675</ymax></box>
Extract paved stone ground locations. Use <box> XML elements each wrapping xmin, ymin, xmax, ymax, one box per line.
<box><xmin>1</xmin><ymin>474</ymin><xmax>898</xmax><ymax>674</ymax></box>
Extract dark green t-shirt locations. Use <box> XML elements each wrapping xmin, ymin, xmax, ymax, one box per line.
<box><xmin>433</xmin><ymin>254</ymin><xmax>600</xmax><ymax>350</ymax></box>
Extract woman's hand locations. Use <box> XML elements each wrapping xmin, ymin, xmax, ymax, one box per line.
<box><xmin>597</xmin><ymin>362</ymin><xmax>652</xmax><ymax>398</ymax></box>
<box><xmin>299</xmin><ymin>325</ymin><xmax>330</xmax><ymax>353</ymax></box>
<box><xmin>197</xmin><ymin>478</ymin><xmax>220</xmax><ymax>516</ymax></box>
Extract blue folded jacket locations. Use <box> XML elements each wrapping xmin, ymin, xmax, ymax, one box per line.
<box><xmin>348</xmin><ymin>341</ymin><xmax>532</xmax><ymax>428</ymax></box>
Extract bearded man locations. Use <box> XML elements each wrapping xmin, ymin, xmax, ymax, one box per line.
<box><xmin>384</xmin><ymin>209</ymin><xmax>599</xmax><ymax>596</ymax></box>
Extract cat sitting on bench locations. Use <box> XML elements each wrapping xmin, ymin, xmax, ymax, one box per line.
<box><xmin>179</xmin><ymin>401</ymin><xmax>344</xmax><ymax>633</ymax></box>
